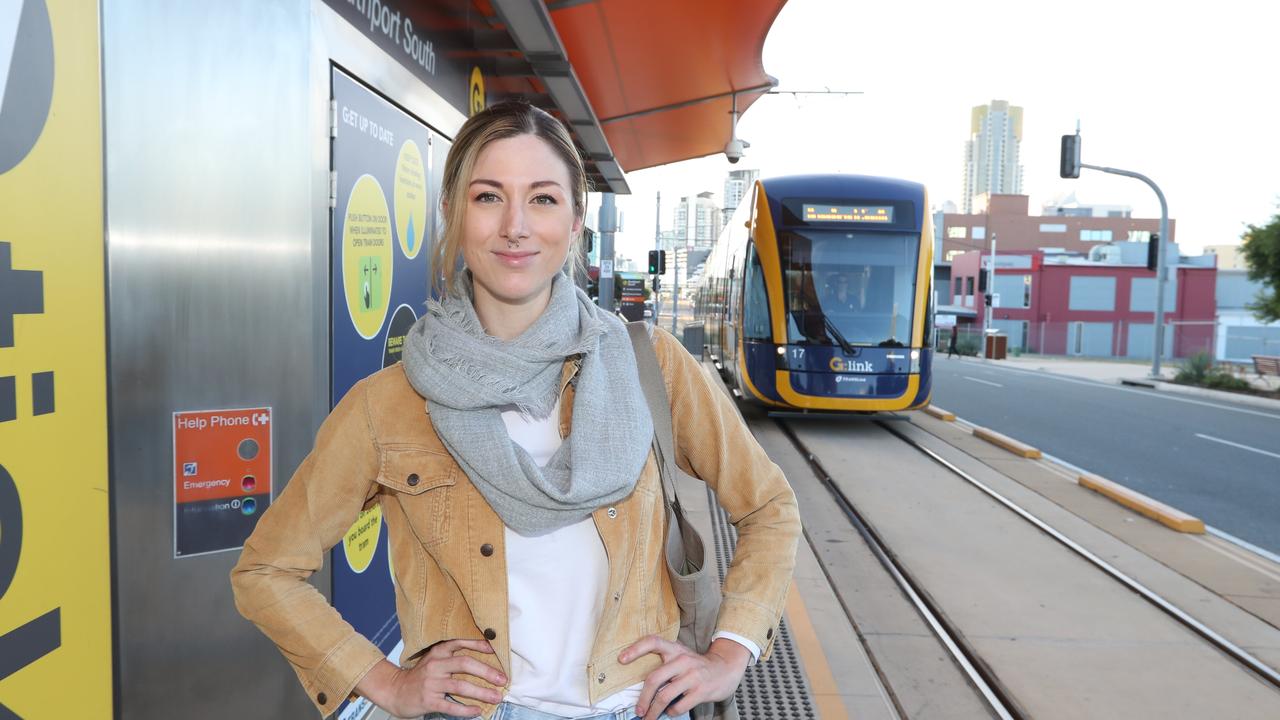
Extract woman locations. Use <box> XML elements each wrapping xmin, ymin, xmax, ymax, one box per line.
<box><xmin>231</xmin><ymin>101</ymin><xmax>800</xmax><ymax>720</ymax></box>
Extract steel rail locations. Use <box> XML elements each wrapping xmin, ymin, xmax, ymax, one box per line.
<box><xmin>777</xmin><ymin>420</ymin><xmax>1020</xmax><ymax>720</ymax></box>
<box><xmin>875</xmin><ymin>419</ymin><xmax>1280</xmax><ymax>692</ymax></box>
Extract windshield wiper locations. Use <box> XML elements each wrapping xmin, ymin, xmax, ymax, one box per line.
<box><xmin>823</xmin><ymin>316</ymin><xmax>857</xmax><ymax>356</ymax></box>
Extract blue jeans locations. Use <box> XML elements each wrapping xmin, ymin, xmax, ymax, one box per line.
<box><xmin>425</xmin><ymin>700</ymin><xmax>691</xmax><ymax>720</ymax></box>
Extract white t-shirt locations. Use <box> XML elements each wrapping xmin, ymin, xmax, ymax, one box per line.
<box><xmin>497</xmin><ymin>398</ymin><xmax>760</xmax><ymax>716</ymax></box>
<box><xmin>499</xmin><ymin>400</ymin><xmax>641</xmax><ymax>715</ymax></box>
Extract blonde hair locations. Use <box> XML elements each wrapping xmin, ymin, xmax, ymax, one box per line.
<box><xmin>432</xmin><ymin>101</ymin><xmax>590</xmax><ymax>295</ymax></box>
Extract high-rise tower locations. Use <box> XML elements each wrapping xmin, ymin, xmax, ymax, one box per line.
<box><xmin>722</xmin><ymin>168</ymin><xmax>759</xmax><ymax>224</ymax></box>
<box><xmin>963</xmin><ymin>100</ymin><xmax>1024</xmax><ymax>214</ymax></box>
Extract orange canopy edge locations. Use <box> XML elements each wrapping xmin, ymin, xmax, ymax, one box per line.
<box><xmin>550</xmin><ymin>0</ymin><xmax>786</xmax><ymax>173</ymax></box>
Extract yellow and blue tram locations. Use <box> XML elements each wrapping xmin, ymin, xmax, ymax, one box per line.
<box><xmin>695</xmin><ymin>174</ymin><xmax>934</xmax><ymax>411</ymax></box>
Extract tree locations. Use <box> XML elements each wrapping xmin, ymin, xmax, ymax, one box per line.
<box><xmin>1240</xmin><ymin>208</ymin><xmax>1280</xmax><ymax>323</ymax></box>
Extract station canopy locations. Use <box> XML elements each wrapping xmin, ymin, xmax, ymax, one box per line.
<box><xmin>475</xmin><ymin>0</ymin><xmax>786</xmax><ymax>193</ymax></box>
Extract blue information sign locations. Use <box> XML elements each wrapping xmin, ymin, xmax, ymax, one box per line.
<box><xmin>329</xmin><ymin>66</ymin><xmax>440</xmax><ymax>715</ymax></box>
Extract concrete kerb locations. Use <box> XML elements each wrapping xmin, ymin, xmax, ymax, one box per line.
<box><xmin>936</xmin><ymin>411</ymin><xmax>1208</xmax><ymax>536</ymax></box>
<box><xmin>1077</xmin><ymin>472</ymin><xmax>1206</xmax><ymax>534</ymax></box>
<box><xmin>922</xmin><ymin>405</ymin><xmax>956</xmax><ymax>421</ymax></box>
<box><xmin>972</xmin><ymin>426</ymin><xmax>1042</xmax><ymax>458</ymax></box>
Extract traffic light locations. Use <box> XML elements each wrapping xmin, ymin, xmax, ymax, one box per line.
<box><xmin>647</xmin><ymin>250</ymin><xmax>666</xmax><ymax>274</ymax></box>
<box><xmin>1147</xmin><ymin>233</ymin><xmax>1160</xmax><ymax>272</ymax></box>
<box><xmin>1060</xmin><ymin>134</ymin><xmax>1081</xmax><ymax>179</ymax></box>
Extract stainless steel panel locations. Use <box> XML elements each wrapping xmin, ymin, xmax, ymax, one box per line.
<box><xmin>103</xmin><ymin>1</ymin><xmax>318</xmax><ymax>717</ymax></box>
<box><xmin>104</xmin><ymin>2</ymin><xmax>470</xmax><ymax>717</ymax></box>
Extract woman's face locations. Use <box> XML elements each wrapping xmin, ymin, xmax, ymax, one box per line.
<box><xmin>460</xmin><ymin>133</ymin><xmax>581</xmax><ymax>310</ymax></box>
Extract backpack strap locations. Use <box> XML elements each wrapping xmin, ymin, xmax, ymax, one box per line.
<box><xmin>626</xmin><ymin>322</ymin><xmax>682</xmax><ymax>512</ymax></box>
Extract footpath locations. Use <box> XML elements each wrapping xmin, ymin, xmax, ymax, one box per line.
<box><xmin>957</xmin><ymin>352</ymin><xmax>1280</xmax><ymax>410</ymax></box>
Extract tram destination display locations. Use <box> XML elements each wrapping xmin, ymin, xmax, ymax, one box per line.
<box><xmin>802</xmin><ymin>203</ymin><xmax>894</xmax><ymax>223</ymax></box>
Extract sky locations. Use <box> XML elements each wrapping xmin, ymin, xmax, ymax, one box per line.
<box><xmin>597</xmin><ymin>0</ymin><xmax>1280</xmax><ymax>267</ymax></box>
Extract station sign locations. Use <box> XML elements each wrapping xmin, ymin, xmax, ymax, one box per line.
<box><xmin>321</xmin><ymin>0</ymin><xmax>471</xmax><ymax>115</ymax></box>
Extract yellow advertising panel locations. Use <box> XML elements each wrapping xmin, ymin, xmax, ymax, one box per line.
<box><xmin>0</xmin><ymin>1</ymin><xmax>112</xmax><ymax>716</ymax></box>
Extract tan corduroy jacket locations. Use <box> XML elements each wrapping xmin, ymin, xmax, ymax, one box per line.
<box><xmin>230</xmin><ymin>327</ymin><xmax>801</xmax><ymax>718</ymax></box>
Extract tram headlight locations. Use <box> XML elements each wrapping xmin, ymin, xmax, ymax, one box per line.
<box><xmin>910</xmin><ymin>349</ymin><xmax>921</xmax><ymax>374</ymax></box>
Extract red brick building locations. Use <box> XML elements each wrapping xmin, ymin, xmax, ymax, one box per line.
<box><xmin>947</xmin><ymin>249</ymin><xmax>1215</xmax><ymax>359</ymax></box>
<box><xmin>940</xmin><ymin>195</ymin><xmax>1175</xmax><ymax>264</ymax></box>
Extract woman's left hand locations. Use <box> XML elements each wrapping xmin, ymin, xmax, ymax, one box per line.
<box><xmin>619</xmin><ymin>635</ymin><xmax>751</xmax><ymax>720</ymax></box>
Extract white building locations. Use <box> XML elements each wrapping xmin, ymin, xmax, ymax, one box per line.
<box><xmin>1204</xmin><ymin>244</ymin><xmax>1245</xmax><ymax>270</ymax></box>
<box><xmin>722</xmin><ymin>168</ymin><xmax>759</xmax><ymax>225</ymax></box>
<box><xmin>963</xmin><ymin>100</ymin><xmax>1023</xmax><ymax>214</ymax></box>
<box><xmin>1041</xmin><ymin>192</ymin><xmax>1132</xmax><ymax>218</ymax></box>
<box><xmin>1216</xmin><ymin>270</ymin><xmax>1280</xmax><ymax>362</ymax></box>
<box><xmin>674</xmin><ymin>191</ymin><xmax>722</xmax><ymax>251</ymax></box>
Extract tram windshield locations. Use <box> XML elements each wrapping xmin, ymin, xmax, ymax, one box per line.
<box><xmin>780</xmin><ymin>229</ymin><xmax>919</xmax><ymax>348</ymax></box>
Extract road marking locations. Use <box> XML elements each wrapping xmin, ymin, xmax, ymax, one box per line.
<box><xmin>939</xmin><ymin>361</ymin><xmax>1280</xmax><ymax>421</ymax></box>
<box><xmin>1194</xmin><ymin>433</ymin><xmax>1280</xmax><ymax>460</ymax></box>
<box><xmin>963</xmin><ymin>376</ymin><xmax>1003</xmax><ymax>387</ymax></box>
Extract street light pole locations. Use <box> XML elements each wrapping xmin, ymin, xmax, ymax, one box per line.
<box><xmin>1080</xmin><ymin>163</ymin><xmax>1169</xmax><ymax>377</ymax></box>
<box><xmin>597</xmin><ymin>193</ymin><xmax>617</xmax><ymax>314</ymax></box>
<box><xmin>653</xmin><ymin>191</ymin><xmax>662</xmax><ymax>324</ymax></box>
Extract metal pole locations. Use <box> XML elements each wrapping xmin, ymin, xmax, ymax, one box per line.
<box><xmin>984</xmin><ymin>234</ymin><xmax>997</xmax><ymax>356</ymax></box>
<box><xmin>1081</xmin><ymin>163</ymin><xmax>1168</xmax><ymax>377</ymax></box>
<box><xmin>654</xmin><ymin>191</ymin><xmax>662</xmax><ymax>324</ymax></box>
<box><xmin>597</xmin><ymin>193</ymin><xmax>617</xmax><ymax>313</ymax></box>
<box><xmin>671</xmin><ymin>249</ymin><xmax>680</xmax><ymax>334</ymax></box>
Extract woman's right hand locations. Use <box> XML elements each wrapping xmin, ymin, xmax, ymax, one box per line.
<box><xmin>356</xmin><ymin>639</ymin><xmax>508</xmax><ymax>718</ymax></box>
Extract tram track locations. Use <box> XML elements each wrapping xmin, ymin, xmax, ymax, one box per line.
<box><xmin>776</xmin><ymin>414</ymin><xmax>1280</xmax><ymax>719</ymax></box>
<box><xmin>776</xmin><ymin>419</ymin><xmax>1021</xmax><ymax>720</ymax></box>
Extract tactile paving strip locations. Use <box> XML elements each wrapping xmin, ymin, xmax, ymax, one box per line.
<box><xmin>708</xmin><ymin>487</ymin><xmax>818</xmax><ymax>720</ymax></box>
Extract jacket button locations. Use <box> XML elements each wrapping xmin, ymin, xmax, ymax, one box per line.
<box><xmin>481</xmin><ymin>543</ymin><xmax>494</xmax><ymax>557</ymax></box>
<box><xmin>766</xmin><ymin>628</ymin><xmax>774</xmax><ymax>639</ymax></box>
<box><xmin>406</xmin><ymin>473</ymin><xmax>419</xmax><ymax>486</ymax></box>
<box><xmin>606</xmin><ymin>507</ymin><xmax>617</xmax><ymax>519</ymax></box>
<box><xmin>317</xmin><ymin>692</ymin><xmax>328</xmax><ymax>705</ymax></box>
<box><xmin>597</xmin><ymin>672</ymin><xmax>606</xmax><ymax>683</ymax></box>
<box><xmin>484</xmin><ymin>628</ymin><xmax>497</xmax><ymax>641</ymax></box>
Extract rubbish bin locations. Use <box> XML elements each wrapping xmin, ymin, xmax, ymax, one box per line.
<box><xmin>682</xmin><ymin>322</ymin><xmax>705</xmax><ymax>358</ymax></box>
<box><xmin>985</xmin><ymin>334</ymin><xmax>1008</xmax><ymax>360</ymax></box>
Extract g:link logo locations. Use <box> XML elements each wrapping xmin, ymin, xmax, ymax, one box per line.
<box><xmin>829</xmin><ymin>356</ymin><xmax>874</xmax><ymax>373</ymax></box>
<box><xmin>0</xmin><ymin>0</ymin><xmax>54</xmax><ymax>175</ymax></box>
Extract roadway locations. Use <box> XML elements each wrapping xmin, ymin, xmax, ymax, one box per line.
<box><xmin>928</xmin><ymin>355</ymin><xmax>1280</xmax><ymax>554</ymax></box>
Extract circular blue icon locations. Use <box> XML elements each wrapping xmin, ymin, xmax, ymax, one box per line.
<box><xmin>241</xmin><ymin>497</ymin><xmax>257</xmax><ymax>515</ymax></box>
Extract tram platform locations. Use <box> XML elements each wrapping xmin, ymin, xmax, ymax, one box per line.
<box><xmin>365</xmin><ymin>358</ymin><xmax>1280</xmax><ymax>720</ymax></box>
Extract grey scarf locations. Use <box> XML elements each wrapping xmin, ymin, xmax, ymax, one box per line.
<box><xmin>401</xmin><ymin>272</ymin><xmax>653</xmax><ymax>536</ymax></box>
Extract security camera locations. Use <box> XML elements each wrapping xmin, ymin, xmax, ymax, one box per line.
<box><xmin>724</xmin><ymin>138</ymin><xmax>745</xmax><ymax>164</ymax></box>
